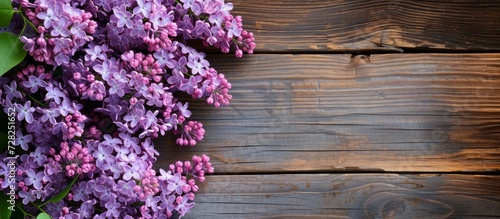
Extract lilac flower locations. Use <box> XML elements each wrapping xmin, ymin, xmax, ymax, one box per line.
<box><xmin>54</xmin><ymin>53</ymin><xmax>70</xmax><ymax>66</ymax></box>
<box><xmin>153</xmin><ymin>49</ymin><xmax>175</xmax><ymax>68</ymax></box>
<box><xmin>44</xmin><ymin>158</ymin><xmax>62</xmax><ymax>176</ymax></box>
<box><xmin>181</xmin><ymin>0</ymin><xmax>196</xmax><ymax>10</ymax></box>
<box><xmin>19</xmin><ymin>190</ymin><xmax>37</xmax><ymax>205</ymax></box>
<box><xmin>3</xmin><ymin>81</ymin><xmax>22</xmax><ymax>100</ymax></box>
<box><xmin>145</xmin><ymin>92</ymin><xmax>162</xmax><ymax>108</ymax></box>
<box><xmin>105</xmin><ymin>198</ymin><xmax>122</xmax><ymax>218</ymax></box>
<box><xmin>15</xmin><ymin>101</ymin><xmax>36</xmax><ymax>123</ymax></box>
<box><xmin>120</xmin><ymin>133</ymin><xmax>142</xmax><ymax>153</ymax></box>
<box><xmin>96</xmin><ymin>104</ymin><xmax>126</xmax><ymax>121</ymax></box>
<box><xmin>175</xmin><ymin>102</ymin><xmax>192</xmax><ymax>118</ymax></box>
<box><xmin>119</xmin><ymin>154</ymin><xmax>138</xmax><ymax>166</ymax></box>
<box><xmin>180</xmin><ymin>43</ymin><xmax>198</xmax><ymax>57</ymax></box>
<box><xmin>79</xmin><ymin>200</ymin><xmax>97</xmax><ymax>219</ymax></box>
<box><xmin>122</xmin><ymin>160</ymin><xmax>145</xmax><ymax>180</ymax></box>
<box><xmin>39</xmin><ymin>103</ymin><xmax>61</xmax><ymax>124</ymax></box>
<box><xmin>27</xmin><ymin>147</ymin><xmax>47</xmax><ymax>167</ymax></box>
<box><xmin>142</xmin><ymin>110</ymin><xmax>159</xmax><ymax>130</ymax></box>
<box><xmin>115</xmin><ymin>121</ymin><xmax>134</xmax><ymax>134</ymax></box>
<box><xmin>93</xmin><ymin>176</ymin><xmax>116</xmax><ymax>203</ymax></box>
<box><xmin>225</xmin><ymin>18</ymin><xmax>242</xmax><ymax>38</ymax></box>
<box><xmin>220</xmin><ymin>1</ymin><xmax>235</xmax><ymax>14</ymax></box>
<box><xmin>22</xmin><ymin>74</ymin><xmax>47</xmax><ymax>93</ymax></box>
<box><xmin>166</xmin><ymin>56</ymin><xmax>188</xmax><ymax>75</ymax></box>
<box><xmin>133</xmin><ymin>0</ymin><xmax>152</xmax><ymax>18</ymax></box>
<box><xmin>108</xmin><ymin>78</ymin><xmax>127</xmax><ymax>97</ymax></box>
<box><xmin>51</xmin><ymin>122</ymin><xmax>67</xmax><ymax>135</ymax></box>
<box><xmin>113</xmin><ymin>69</ymin><xmax>129</xmax><ymax>84</ymax></box>
<box><xmin>187</xmin><ymin>55</ymin><xmax>209</xmax><ymax>76</ymax></box>
<box><xmin>93</xmin><ymin>58</ymin><xmax>119</xmax><ymax>81</ymax></box>
<box><xmin>167</xmin><ymin>71</ymin><xmax>186</xmax><ymax>88</ymax></box>
<box><xmin>45</xmin><ymin>84</ymin><xmax>66</xmax><ymax>104</ymax></box>
<box><xmin>193</xmin><ymin>20</ymin><xmax>210</xmax><ymax>37</ymax></box>
<box><xmin>106</xmin><ymin>24</ymin><xmax>128</xmax><ymax>52</ymax></box>
<box><xmin>24</xmin><ymin>169</ymin><xmax>44</xmax><ymax>190</ymax></box>
<box><xmin>25</xmin><ymin>119</ymin><xmax>42</xmax><ymax>134</ymax></box>
<box><xmin>167</xmin><ymin>173</ymin><xmax>186</xmax><ymax>195</ymax></box>
<box><xmin>177</xmin><ymin>14</ymin><xmax>195</xmax><ymax>39</ymax></box>
<box><xmin>115</xmin><ymin>180</ymin><xmax>136</xmax><ymax>198</ymax></box>
<box><xmin>87</xmin><ymin>80</ymin><xmax>107</xmax><ymax>101</ymax></box>
<box><xmin>159</xmin><ymin>194</ymin><xmax>176</xmax><ymax>217</ymax></box>
<box><xmin>52</xmin><ymin>37</ymin><xmax>72</xmax><ymax>53</ymax></box>
<box><xmin>20</xmin><ymin>154</ymin><xmax>37</xmax><ymax>169</ymax></box>
<box><xmin>51</xmin><ymin>17</ymin><xmax>71</xmax><ymax>37</ymax></box>
<box><xmin>180</xmin><ymin>75</ymin><xmax>201</xmax><ymax>95</ymax></box>
<box><xmin>209</xmin><ymin>11</ymin><xmax>225</xmax><ymax>27</ymax></box>
<box><xmin>20</xmin><ymin>36</ymin><xmax>35</xmax><ymax>52</ymax></box>
<box><xmin>72</xmin><ymin>182</ymin><xmax>90</xmax><ymax>202</ymax></box>
<box><xmin>36</xmin><ymin>6</ymin><xmax>58</xmax><ymax>28</ymax></box>
<box><xmin>124</xmin><ymin>107</ymin><xmax>144</xmax><ymax>128</ymax></box>
<box><xmin>190</xmin><ymin>1</ymin><xmax>204</xmax><ymax>15</ymax></box>
<box><xmin>203</xmin><ymin>0</ymin><xmax>224</xmax><ymax>14</ymax></box>
<box><xmin>130</xmin><ymin>20</ymin><xmax>146</xmax><ymax>38</ymax></box>
<box><xmin>175</xmin><ymin>194</ymin><xmax>195</xmax><ymax>217</ymax></box>
<box><xmin>112</xmin><ymin>5</ymin><xmax>134</xmax><ymax>28</ymax></box>
<box><xmin>149</xmin><ymin>8</ymin><xmax>174</xmax><ymax>30</ymax></box>
<box><xmin>158</xmin><ymin>169</ymin><xmax>173</xmax><ymax>181</ymax></box>
<box><xmin>128</xmin><ymin>71</ymin><xmax>145</xmax><ymax>87</ymax></box>
<box><xmin>0</xmin><ymin>0</ymin><xmax>257</xmax><ymax>216</ymax></box>
<box><xmin>57</xmin><ymin>98</ymin><xmax>77</xmax><ymax>117</ymax></box>
<box><xmin>85</xmin><ymin>43</ymin><xmax>109</xmax><ymax>63</ymax></box>
<box><xmin>93</xmin><ymin>144</ymin><xmax>114</xmax><ymax>170</ymax></box>
<box><xmin>141</xmin><ymin>138</ymin><xmax>159</xmax><ymax>159</ymax></box>
<box><xmin>14</xmin><ymin>131</ymin><xmax>32</xmax><ymax>151</ymax></box>
<box><xmin>145</xmin><ymin>195</ymin><xmax>162</xmax><ymax>210</ymax></box>
<box><xmin>31</xmin><ymin>188</ymin><xmax>46</xmax><ymax>200</ymax></box>
<box><xmin>70</xmin><ymin>20</ymin><xmax>88</xmax><ymax>38</ymax></box>
<box><xmin>114</xmin><ymin>145</ymin><xmax>130</xmax><ymax>160</ymax></box>
<box><xmin>109</xmin><ymin>160</ymin><xmax>125</xmax><ymax>179</ymax></box>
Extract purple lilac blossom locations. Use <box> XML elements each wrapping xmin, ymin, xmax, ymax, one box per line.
<box><xmin>0</xmin><ymin>0</ymin><xmax>255</xmax><ymax>217</ymax></box>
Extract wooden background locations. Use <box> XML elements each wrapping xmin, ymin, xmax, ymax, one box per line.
<box><xmin>156</xmin><ymin>1</ymin><xmax>500</xmax><ymax>218</ymax></box>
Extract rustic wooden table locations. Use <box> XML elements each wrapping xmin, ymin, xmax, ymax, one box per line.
<box><xmin>157</xmin><ymin>1</ymin><xmax>500</xmax><ymax>218</ymax></box>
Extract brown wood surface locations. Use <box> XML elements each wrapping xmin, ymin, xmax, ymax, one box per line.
<box><xmin>156</xmin><ymin>53</ymin><xmax>500</xmax><ymax>173</ymax></box>
<box><xmin>229</xmin><ymin>0</ymin><xmax>500</xmax><ymax>52</ymax></box>
<box><xmin>184</xmin><ymin>174</ymin><xmax>500</xmax><ymax>218</ymax></box>
<box><xmin>154</xmin><ymin>1</ymin><xmax>500</xmax><ymax>217</ymax></box>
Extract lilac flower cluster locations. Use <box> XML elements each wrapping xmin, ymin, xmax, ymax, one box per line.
<box><xmin>1</xmin><ymin>0</ymin><xmax>254</xmax><ymax>218</ymax></box>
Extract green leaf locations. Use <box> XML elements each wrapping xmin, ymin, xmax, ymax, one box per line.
<box><xmin>45</xmin><ymin>175</ymin><xmax>79</xmax><ymax>204</ymax></box>
<box><xmin>36</xmin><ymin>213</ymin><xmax>52</xmax><ymax>219</ymax></box>
<box><xmin>0</xmin><ymin>0</ymin><xmax>14</xmax><ymax>27</ymax></box>
<box><xmin>0</xmin><ymin>192</ymin><xmax>13</xmax><ymax>219</ymax></box>
<box><xmin>11</xmin><ymin>205</ymin><xmax>24</xmax><ymax>219</ymax></box>
<box><xmin>0</xmin><ymin>32</ymin><xmax>27</xmax><ymax>76</ymax></box>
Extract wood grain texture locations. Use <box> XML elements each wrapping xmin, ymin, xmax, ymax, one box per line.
<box><xmin>229</xmin><ymin>0</ymin><xmax>500</xmax><ymax>52</ymax></box>
<box><xmin>184</xmin><ymin>174</ymin><xmax>500</xmax><ymax>218</ymax></box>
<box><xmin>155</xmin><ymin>53</ymin><xmax>500</xmax><ymax>173</ymax></box>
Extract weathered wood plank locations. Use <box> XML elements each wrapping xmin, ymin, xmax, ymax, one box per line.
<box><xmin>229</xmin><ymin>0</ymin><xmax>500</xmax><ymax>52</ymax></box>
<box><xmin>155</xmin><ymin>53</ymin><xmax>500</xmax><ymax>173</ymax></box>
<box><xmin>184</xmin><ymin>174</ymin><xmax>500</xmax><ymax>218</ymax></box>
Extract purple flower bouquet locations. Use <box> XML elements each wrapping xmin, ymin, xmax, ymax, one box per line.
<box><xmin>0</xmin><ymin>0</ymin><xmax>254</xmax><ymax>218</ymax></box>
